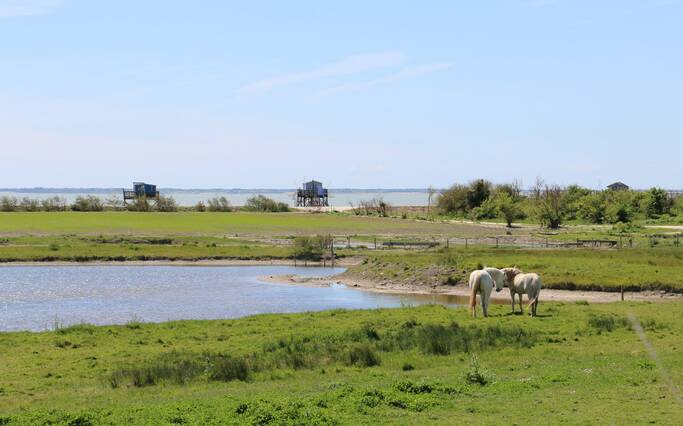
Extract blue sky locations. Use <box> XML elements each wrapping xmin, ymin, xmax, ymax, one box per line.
<box><xmin>1</xmin><ymin>0</ymin><xmax>681</xmax><ymax>189</ymax></box>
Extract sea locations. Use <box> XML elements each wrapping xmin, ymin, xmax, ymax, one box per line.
<box><xmin>0</xmin><ymin>188</ymin><xmax>430</xmax><ymax>207</ymax></box>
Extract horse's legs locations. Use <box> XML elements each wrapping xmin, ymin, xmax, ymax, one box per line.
<box><xmin>510</xmin><ymin>293</ymin><xmax>515</xmax><ymax>313</ymax></box>
<box><xmin>518</xmin><ymin>293</ymin><xmax>524</xmax><ymax>314</ymax></box>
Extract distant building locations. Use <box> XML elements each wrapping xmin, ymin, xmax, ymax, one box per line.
<box><xmin>296</xmin><ymin>180</ymin><xmax>329</xmax><ymax>207</ymax></box>
<box><xmin>607</xmin><ymin>182</ymin><xmax>629</xmax><ymax>191</ymax></box>
<box><xmin>123</xmin><ymin>182</ymin><xmax>160</xmax><ymax>205</ymax></box>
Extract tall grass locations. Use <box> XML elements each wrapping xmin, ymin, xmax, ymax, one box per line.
<box><xmin>108</xmin><ymin>321</ymin><xmax>536</xmax><ymax>388</ymax></box>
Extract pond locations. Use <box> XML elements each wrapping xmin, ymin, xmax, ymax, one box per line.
<box><xmin>0</xmin><ymin>265</ymin><xmax>464</xmax><ymax>332</ymax></box>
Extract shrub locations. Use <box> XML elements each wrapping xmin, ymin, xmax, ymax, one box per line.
<box><xmin>195</xmin><ymin>201</ymin><xmax>206</xmax><ymax>212</ymax></box>
<box><xmin>206</xmin><ymin>196</ymin><xmax>232</xmax><ymax>212</ymax></box>
<box><xmin>464</xmin><ymin>356</ymin><xmax>489</xmax><ymax>385</ymax></box>
<box><xmin>352</xmin><ymin>198</ymin><xmax>391</xmax><ymax>216</ymax></box>
<box><xmin>534</xmin><ymin>184</ymin><xmax>565</xmax><ymax>229</ymax></box>
<box><xmin>588</xmin><ymin>314</ymin><xmax>629</xmax><ymax>333</ymax></box>
<box><xmin>156</xmin><ymin>195</ymin><xmax>178</xmax><ymax>212</ymax></box>
<box><xmin>495</xmin><ymin>192</ymin><xmax>523</xmax><ymax>227</ymax></box>
<box><xmin>41</xmin><ymin>196</ymin><xmax>67</xmax><ymax>212</ymax></box>
<box><xmin>292</xmin><ymin>235</ymin><xmax>332</xmax><ymax>261</ymax></box>
<box><xmin>71</xmin><ymin>196</ymin><xmax>104</xmax><ymax>212</ymax></box>
<box><xmin>644</xmin><ymin>188</ymin><xmax>674</xmax><ymax>218</ymax></box>
<box><xmin>346</xmin><ymin>344</ymin><xmax>381</xmax><ymax>367</ymax></box>
<box><xmin>208</xmin><ymin>355</ymin><xmax>250</xmax><ymax>382</ymax></box>
<box><xmin>0</xmin><ymin>196</ymin><xmax>18</xmax><ymax>212</ymax></box>
<box><xmin>126</xmin><ymin>197</ymin><xmax>151</xmax><ymax>212</ymax></box>
<box><xmin>466</xmin><ymin>179</ymin><xmax>492</xmax><ymax>210</ymax></box>
<box><xmin>578</xmin><ymin>193</ymin><xmax>608</xmax><ymax>224</ymax></box>
<box><xmin>437</xmin><ymin>184</ymin><xmax>469</xmax><ymax>214</ymax></box>
<box><xmin>471</xmin><ymin>197</ymin><xmax>498</xmax><ymax>220</ymax></box>
<box><xmin>244</xmin><ymin>195</ymin><xmax>289</xmax><ymax>212</ymax></box>
<box><xmin>20</xmin><ymin>197</ymin><xmax>40</xmax><ymax>212</ymax></box>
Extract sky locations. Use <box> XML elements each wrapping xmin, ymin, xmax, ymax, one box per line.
<box><xmin>1</xmin><ymin>0</ymin><xmax>682</xmax><ymax>189</ymax></box>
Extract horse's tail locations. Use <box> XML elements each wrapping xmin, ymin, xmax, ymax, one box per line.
<box><xmin>469</xmin><ymin>279</ymin><xmax>478</xmax><ymax>316</ymax></box>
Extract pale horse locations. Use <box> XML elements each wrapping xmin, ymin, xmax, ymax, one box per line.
<box><xmin>501</xmin><ymin>267</ymin><xmax>542</xmax><ymax>316</ymax></box>
<box><xmin>468</xmin><ymin>269</ymin><xmax>504</xmax><ymax>318</ymax></box>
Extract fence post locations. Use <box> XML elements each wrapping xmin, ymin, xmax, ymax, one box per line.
<box><xmin>446</xmin><ymin>238</ymin><xmax>449</xmax><ymax>249</ymax></box>
<box><xmin>496</xmin><ymin>237</ymin><xmax>499</xmax><ymax>248</ymax></box>
<box><xmin>465</xmin><ymin>238</ymin><xmax>468</xmax><ymax>249</ymax></box>
<box><xmin>374</xmin><ymin>237</ymin><xmax>377</xmax><ymax>250</ymax></box>
<box><xmin>330</xmin><ymin>234</ymin><xmax>335</xmax><ymax>267</ymax></box>
<box><xmin>347</xmin><ymin>236</ymin><xmax>351</xmax><ymax>249</ymax></box>
<box><xmin>621</xmin><ymin>285</ymin><xmax>624</xmax><ymax>301</ymax></box>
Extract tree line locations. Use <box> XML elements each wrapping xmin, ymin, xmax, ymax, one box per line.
<box><xmin>436</xmin><ymin>179</ymin><xmax>682</xmax><ymax>228</ymax></box>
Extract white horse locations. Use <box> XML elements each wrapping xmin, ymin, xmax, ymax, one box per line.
<box><xmin>502</xmin><ymin>267</ymin><xmax>542</xmax><ymax>316</ymax></box>
<box><xmin>484</xmin><ymin>267</ymin><xmax>506</xmax><ymax>293</ymax></box>
<box><xmin>468</xmin><ymin>270</ymin><xmax>496</xmax><ymax>318</ymax></box>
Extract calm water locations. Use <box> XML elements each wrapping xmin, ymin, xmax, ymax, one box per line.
<box><xmin>0</xmin><ymin>189</ymin><xmax>429</xmax><ymax>207</ymax></box>
<box><xmin>0</xmin><ymin>266</ymin><xmax>463</xmax><ymax>332</ymax></box>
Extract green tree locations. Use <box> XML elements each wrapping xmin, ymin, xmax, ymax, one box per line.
<box><xmin>644</xmin><ymin>188</ymin><xmax>673</xmax><ymax>218</ymax></box>
<box><xmin>495</xmin><ymin>192</ymin><xmax>522</xmax><ymax>227</ymax></box>
<box><xmin>466</xmin><ymin>179</ymin><xmax>492</xmax><ymax>210</ymax></box>
<box><xmin>535</xmin><ymin>185</ymin><xmax>565</xmax><ymax>229</ymax></box>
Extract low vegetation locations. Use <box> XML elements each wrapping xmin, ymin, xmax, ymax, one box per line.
<box><xmin>437</xmin><ymin>179</ymin><xmax>682</xmax><ymax>227</ymax></box>
<box><xmin>347</xmin><ymin>246</ymin><xmax>683</xmax><ymax>292</ymax></box>
<box><xmin>0</xmin><ymin>303</ymin><xmax>680</xmax><ymax>424</ymax></box>
<box><xmin>243</xmin><ymin>195</ymin><xmax>290</xmax><ymax>212</ymax></box>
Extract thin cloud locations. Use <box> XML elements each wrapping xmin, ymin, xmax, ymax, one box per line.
<box><xmin>239</xmin><ymin>51</ymin><xmax>408</xmax><ymax>96</ymax></box>
<box><xmin>314</xmin><ymin>62</ymin><xmax>452</xmax><ymax>98</ymax></box>
<box><xmin>0</xmin><ymin>0</ymin><xmax>64</xmax><ymax>17</ymax></box>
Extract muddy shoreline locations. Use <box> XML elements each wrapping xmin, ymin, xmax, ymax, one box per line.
<box><xmin>261</xmin><ymin>272</ymin><xmax>683</xmax><ymax>303</ymax></box>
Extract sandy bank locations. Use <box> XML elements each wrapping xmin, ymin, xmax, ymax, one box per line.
<box><xmin>262</xmin><ymin>273</ymin><xmax>683</xmax><ymax>303</ymax></box>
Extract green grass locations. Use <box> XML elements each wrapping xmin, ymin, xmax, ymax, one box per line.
<box><xmin>349</xmin><ymin>246</ymin><xmax>683</xmax><ymax>292</ymax></box>
<box><xmin>0</xmin><ymin>211</ymin><xmax>505</xmax><ymax>237</ymax></box>
<box><xmin>0</xmin><ymin>303</ymin><xmax>681</xmax><ymax>424</ymax></box>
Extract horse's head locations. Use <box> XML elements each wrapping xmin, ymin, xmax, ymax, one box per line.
<box><xmin>502</xmin><ymin>267</ymin><xmax>522</xmax><ymax>287</ymax></box>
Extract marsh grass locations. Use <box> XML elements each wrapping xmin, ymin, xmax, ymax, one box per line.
<box><xmin>108</xmin><ymin>321</ymin><xmax>535</xmax><ymax>388</ymax></box>
<box><xmin>588</xmin><ymin>314</ymin><xmax>630</xmax><ymax>333</ymax></box>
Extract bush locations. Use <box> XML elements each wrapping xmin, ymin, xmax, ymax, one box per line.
<box><xmin>534</xmin><ymin>184</ymin><xmax>565</xmax><ymax>229</ymax></box>
<box><xmin>19</xmin><ymin>197</ymin><xmax>40</xmax><ymax>212</ymax></box>
<box><xmin>588</xmin><ymin>314</ymin><xmax>629</xmax><ymax>333</ymax></box>
<box><xmin>71</xmin><ymin>196</ymin><xmax>104</xmax><ymax>212</ymax></box>
<box><xmin>208</xmin><ymin>355</ymin><xmax>250</xmax><ymax>382</ymax></box>
<box><xmin>41</xmin><ymin>196</ymin><xmax>67</xmax><ymax>212</ymax></box>
<box><xmin>352</xmin><ymin>198</ymin><xmax>391</xmax><ymax>216</ymax></box>
<box><xmin>495</xmin><ymin>192</ymin><xmax>523</xmax><ymax>227</ymax></box>
<box><xmin>0</xmin><ymin>196</ymin><xmax>18</xmax><ymax>212</ymax></box>
<box><xmin>346</xmin><ymin>344</ymin><xmax>381</xmax><ymax>367</ymax></box>
<box><xmin>466</xmin><ymin>179</ymin><xmax>492</xmax><ymax>210</ymax></box>
<box><xmin>292</xmin><ymin>235</ymin><xmax>332</xmax><ymax>261</ymax></box>
<box><xmin>437</xmin><ymin>180</ymin><xmax>492</xmax><ymax>214</ymax></box>
<box><xmin>195</xmin><ymin>201</ymin><xmax>206</xmax><ymax>212</ymax></box>
<box><xmin>578</xmin><ymin>193</ymin><xmax>608</xmax><ymax>224</ymax></box>
<box><xmin>156</xmin><ymin>195</ymin><xmax>178</xmax><ymax>212</ymax></box>
<box><xmin>437</xmin><ymin>184</ymin><xmax>469</xmax><ymax>214</ymax></box>
<box><xmin>464</xmin><ymin>356</ymin><xmax>489</xmax><ymax>385</ymax></box>
<box><xmin>206</xmin><ymin>196</ymin><xmax>232</xmax><ymax>212</ymax></box>
<box><xmin>126</xmin><ymin>197</ymin><xmax>151</xmax><ymax>212</ymax></box>
<box><xmin>244</xmin><ymin>195</ymin><xmax>289</xmax><ymax>212</ymax></box>
<box><xmin>644</xmin><ymin>188</ymin><xmax>673</xmax><ymax>218</ymax></box>
<box><xmin>470</xmin><ymin>197</ymin><xmax>498</xmax><ymax>221</ymax></box>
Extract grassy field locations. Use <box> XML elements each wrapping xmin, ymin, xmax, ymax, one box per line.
<box><xmin>1</xmin><ymin>211</ymin><xmax>682</xmax><ymax>293</ymax></box>
<box><xmin>0</xmin><ymin>212</ymin><xmax>510</xmax><ymax>237</ymax></box>
<box><xmin>347</xmin><ymin>247</ymin><xmax>683</xmax><ymax>293</ymax></box>
<box><xmin>0</xmin><ymin>302</ymin><xmax>681</xmax><ymax>424</ymax></box>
